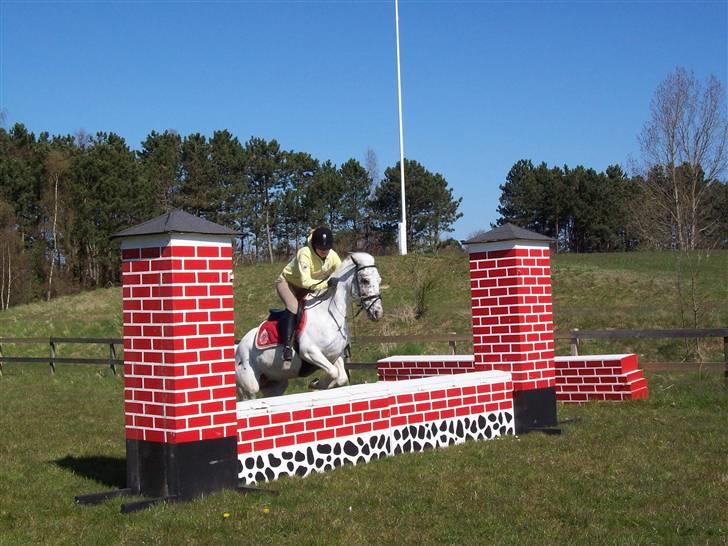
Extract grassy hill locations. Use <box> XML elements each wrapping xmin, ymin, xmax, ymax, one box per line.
<box><xmin>1</xmin><ymin>250</ymin><xmax>726</xmax><ymax>363</ymax></box>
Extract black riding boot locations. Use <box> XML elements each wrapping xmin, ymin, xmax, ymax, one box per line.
<box><xmin>280</xmin><ymin>310</ymin><xmax>297</xmax><ymax>363</ymax></box>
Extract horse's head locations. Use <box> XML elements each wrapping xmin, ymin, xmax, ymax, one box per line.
<box><xmin>350</xmin><ymin>252</ymin><xmax>383</xmax><ymax>321</ymax></box>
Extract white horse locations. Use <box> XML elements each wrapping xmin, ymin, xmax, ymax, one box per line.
<box><xmin>235</xmin><ymin>252</ymin><xmax>383</xmax><ymax>400</ymax></box>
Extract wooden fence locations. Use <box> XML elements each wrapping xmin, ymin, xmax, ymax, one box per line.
<box><xmin>0</xmin><ymin>337</ymin><xmax>122</xmax><ymax>375</ymax></box>
<box><xmin>1</xmin><ymin>329</ymin><xmax>726</xmax><ymax>382</ymax></box>
<box><xmin>568</xmin><ymin>328</ymin><xmax>728</xmax><ymax>358</ymax></box>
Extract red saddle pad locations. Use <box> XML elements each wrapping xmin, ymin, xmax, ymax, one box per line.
<box><xmin>254</xmin><ymin>311</ymin><xmax>307</xmax><ymax>350</ymax></box>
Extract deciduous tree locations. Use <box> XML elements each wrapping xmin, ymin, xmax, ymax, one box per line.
<box><xmin>44</xmin><ymin>148</ymin><xmax>71</xmax><ymax>300</ymax></box>
<box><xmin>638</xmin><ymin>67</ymin><xmax>728</xmax><ymax>249</ymax></box>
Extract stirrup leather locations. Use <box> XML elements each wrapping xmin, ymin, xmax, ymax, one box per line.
<box><xmin>282</xmin><ymin>345</ymin><xmax>293</xmax><ymax>361</ymax></box>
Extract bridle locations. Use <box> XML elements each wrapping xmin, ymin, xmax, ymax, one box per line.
<box><xmin>350</xmin><ymin>260</ymin><xmax>382</xmax><ymax>317</ymax></box>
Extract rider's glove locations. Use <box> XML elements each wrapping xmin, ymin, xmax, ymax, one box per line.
<box><xmin>327</xmin><ymin>277</ymin><xmax>339</xmax><ymax>288</ymax></box>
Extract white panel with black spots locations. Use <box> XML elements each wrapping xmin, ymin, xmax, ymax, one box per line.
<box><xmin>238</xmin><ymin>431</ymin><xmax>390</xmax><ymax>485</ymax></box>
<box><xmin>238</xmin><ymin>410</ymin><xmax>514</xmax><ymax>484</ymax></box>
<box><xmin>391</xmin><ymin>410</ymin><xmax>514</xmax><ymax>455</ymax></box>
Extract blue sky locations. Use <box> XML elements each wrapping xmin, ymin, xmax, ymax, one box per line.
<box><xmin>1</xmin><ymin>0</ymin><xmax>726</xmax><ymax>241</ymax></box>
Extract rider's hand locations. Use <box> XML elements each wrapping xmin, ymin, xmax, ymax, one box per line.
<box><xmin>327</xmin><ymin>277</ymin><xmax>339</xmax><ymax>288</ymax></box>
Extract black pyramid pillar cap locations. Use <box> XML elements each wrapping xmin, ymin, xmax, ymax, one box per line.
<box><xmin>462</xmin><ymin>223</ymin><xmax>553</xmax><ymax>245</ymax></box>
<box><xmin>111</xmin><ymin>209</ymin><xmax>239</xmax><ymax>239</ymax></box>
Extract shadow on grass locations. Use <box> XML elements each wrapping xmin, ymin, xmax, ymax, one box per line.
<box><xmin>54</xmin><ymin>455</ymin><xmax>127</xmax><ymax>488</ymax></box>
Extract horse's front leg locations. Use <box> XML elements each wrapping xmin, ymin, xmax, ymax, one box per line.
<box><xmin>299</xmin><ymin>346</ymin><xmax>343</xmax><ymax>389</ymax></box>
<box><xmin>312</xmin><ymin>356</ymin><xmax>349</xmax><ymax>389</ymax></box>
<box><xmin>332</xmin><ymin>356</ymin><xmax>348</xmax><ymax>387</ymax></box>
<box><xmin>235</xmin><ymin>331</ymin><xmax>260</xmax><ymax>400</ymax></box>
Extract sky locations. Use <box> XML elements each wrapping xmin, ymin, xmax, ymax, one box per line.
<box><xmin>1</xmin><ymin>0</ymin><xmax>726</xmax><ymax>241</ymax></box>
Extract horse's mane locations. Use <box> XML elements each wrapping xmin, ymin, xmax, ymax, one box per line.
<box><xmin>331</xmin><ymin>252</ymin><xmax>374</xmax><ymax>279</ymax></box>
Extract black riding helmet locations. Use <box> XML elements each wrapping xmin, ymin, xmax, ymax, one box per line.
<box><xmin>311</xmin><ymin>227</ymin><xmax>334</xmax><ymax>250</ymax></box>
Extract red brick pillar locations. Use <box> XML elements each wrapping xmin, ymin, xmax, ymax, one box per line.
<box><xmin>463</xmin><ymin>223</ymin><xmax>558</xmax><ymax>433</ymax></box>
<box><xmin>113</xmin><ymin>210</ymin><xmax>239</xmax><ymax>500</ymax></box>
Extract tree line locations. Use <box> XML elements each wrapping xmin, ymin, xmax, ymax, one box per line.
<box><xmin>496</xmin><ymin>159</ymin><xmax>726</xmax><ymax>252</ymax></box>
<box><xmin>0</xmin><ymin>124</ymin><xmax>462</xmax><ymax>308</ymax></box>
<box><xmin>1</xmin><ymin>67</ymin><xmax>724</xmax><ymax>311</ymax></box>
<box><xmin>496</xmin><ymin>68</ymin><xmax>728</xmax><ymax>253</ymax></box>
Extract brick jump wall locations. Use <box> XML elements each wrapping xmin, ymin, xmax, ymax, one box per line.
<box><xmin>554</xmin><ymin>355</ymin><xmax>649</xmax><ymax>402</ymax></box>
<box><xmin>377</xmin><ymin>354</ymin><xmax>648</xmax><ymax>403</ymax></box>
<box><xmin>236</xmin><ymin>371</ymin><xmax>513</xmax><ymax>484</ymax></box>
<box><xmin>113</xmin><ymin>216</ymin><xmax>649</xmax><ymax>505</ymax></box>
<box><xmin>377</xmin><ymin>355</ymin><xmax>475</xmax><ymax>381</ymax></box>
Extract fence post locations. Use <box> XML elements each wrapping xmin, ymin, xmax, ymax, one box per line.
<box><xmin>570</xmin><ymin>329</ymin><xmax>579</xmax><ymax>356</ymax></box>
<box><xmin>49</xmin><ymin>339</ymin><xmax>56</xmax><ymax>374</ymax></box>
<box><xmin>109</xmin><ymin>343</ymin><xmax>117</xmax><ymax>376</ymax></box>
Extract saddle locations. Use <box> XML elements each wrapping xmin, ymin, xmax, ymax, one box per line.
<box><xmin>254</xmin><ymin>308</ymin><xmax>307</xmax><ymax>350</ymax></box>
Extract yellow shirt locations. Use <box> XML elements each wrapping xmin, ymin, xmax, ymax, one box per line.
<box><xmin>281</xmin><ymin>241</ymin><xmax>342</xmax><ymax>290</ymax></box>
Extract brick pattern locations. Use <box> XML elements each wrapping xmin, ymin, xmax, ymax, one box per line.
<box><xmin>122</xmin><ymin>243</ymin><xmax>236</xmax><ymax>443</ymax></box>
<box><xmin>388</xmin><ymin>377</ymin><xmax>513</xmax><ymax>427</ymax></box>
<box><xmin>554</xmin><ymin>354</ymin><xmax>649</xmax><ymax>402</ymax></box>
<box><xmin>469</xmin><ymin>245</ymin><xmax>555</xmax><ymax>391</ymax></box>
<box><xmin>236</xmin><ymin>371</ymin><xmax>513</xmax><ymax>483</ymax></box>
<box><xmin>237</xmin><ymin>391</ymin><xmax>392</xmax><ymax>455</ymax></box>
<box><xmin>377</xmin><ymin>355</ymin><xmax>475</xmax><ymax>381</ymax></box>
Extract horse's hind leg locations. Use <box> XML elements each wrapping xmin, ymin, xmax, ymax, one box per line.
<box><xmin>260</xmin><ymin>379</ymin><xmax>289</xmax><ymax>398</ymax></box>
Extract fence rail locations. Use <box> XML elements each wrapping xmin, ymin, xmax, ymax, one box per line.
<box><xmin>1</xmin><ymin>329</ymin><xmax>726</xmax><ymax>382</ymax></box>
<box><xmin>0</xmin><ymin>337</ymin><xmax>122</xmax><ymax>375</ymax></box>
<box><xmin>567</xmin><ymin>328</ymin><xmax>728</xmax><ymax>384</ymax></box>
<box><xmin>351</xmin><ymin>333</ymin><xmax>474</xmax><ymax>355</ymax></box>
<box><xmin>569</xmin><ymin>327</ymin><xmax>728</xmax><ymax>348</ymax></box>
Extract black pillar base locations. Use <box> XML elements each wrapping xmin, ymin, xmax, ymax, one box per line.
<box><xmin>75</xmin><ymin>436</ymin><xmax>278</xmax><ymax>513</ymax></box>
<box><xmin>126</xmin><ymin>436</ymin><xmax>238</xmax><ymax>500</ymax></box>
<box><xmin>513</xmin><ymin>386</ymin><xmax>558</xmax><ymax>434</ymax></box>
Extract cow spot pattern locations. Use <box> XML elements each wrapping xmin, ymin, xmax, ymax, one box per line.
<box><xmin>237</xmin><ymin>411</ymin><xmax>513</xmax><ymax>485</ymax></box>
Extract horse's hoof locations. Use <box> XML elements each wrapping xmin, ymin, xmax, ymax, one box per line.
<box><xmin>308</xmin><ymin>379</ymin><xmax>321</xmax><ymax>390</ymax></box>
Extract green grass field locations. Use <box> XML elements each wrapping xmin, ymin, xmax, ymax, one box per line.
<box><xmin>0</xmin><ymin>250</ymin><xmax>726</xmax><ymax>544</ymax></box>
<box><xmin>0</xmin><ymin>366</ymin><xmax>725</xmax><ymax>544</ymax></box>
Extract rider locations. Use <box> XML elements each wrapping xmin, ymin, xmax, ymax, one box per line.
<box><xmin>276</xmin><ymin>226</ymin><xmax>342</xmax><ymax>364</ymax></box>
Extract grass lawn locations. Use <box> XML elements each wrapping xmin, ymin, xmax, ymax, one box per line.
<box><xmin>0</xmin><ymin>365</ymin><xmax>725</xmax><ymax>544</ymax></box>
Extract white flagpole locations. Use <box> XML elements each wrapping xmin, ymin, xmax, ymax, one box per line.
<box><xmin>395</xmin><ymin>0</ymin><xmax>408</xmax><ymax>255</ymax></box>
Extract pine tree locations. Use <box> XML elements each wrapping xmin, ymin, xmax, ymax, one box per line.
<box><xmin>371</xmin><ymin>159</ymin><xmax>462</xmax><ymax>251</ymax></box>
<box><xmin>138</xmin><ymin>130</ymin><xmax>183</xmax><ymax>213</ymax></box>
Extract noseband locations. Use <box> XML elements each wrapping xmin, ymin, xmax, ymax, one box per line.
<box><xmin>351</xmin><ymin>262</ymin><xmax>382</xmax><ymax>317</ymax></box>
